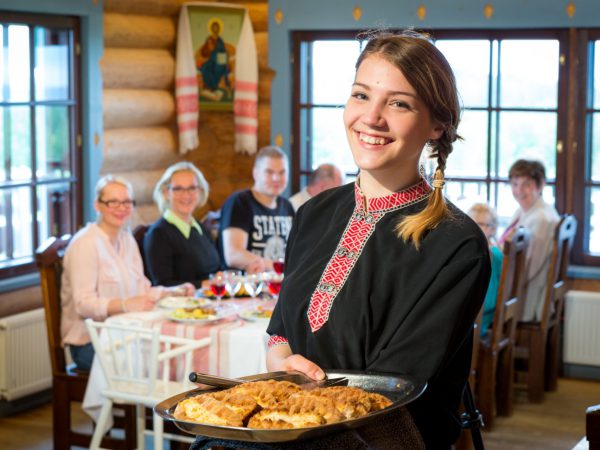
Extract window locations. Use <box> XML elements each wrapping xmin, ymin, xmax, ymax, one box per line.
<box><xmin>0</xmin><ymin>12</ymin><xmax>81</xmax><ymax>279</ymax></box>
<box><xmin>293</xmin><ymin>29</ymin><xmax>599</xmax><ymax>265</ymax></box>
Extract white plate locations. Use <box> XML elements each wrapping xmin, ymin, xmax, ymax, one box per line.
<box><xmin>166</xmin><ymin>309</ymin><xmax>222</xmax><ymax>324</ymax></box>
<box><xmin>158</xmin><ymin>296</ymin><xmax>211</xmax><ymax>310</ymax></box>
<box><xmin>239</xmin><ymin>309</ymin><xmax>273</xmax><ymax>323</ymax></box>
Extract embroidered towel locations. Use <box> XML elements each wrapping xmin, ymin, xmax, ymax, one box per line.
<box><xmin>175</xmin><ymin>3</ymin><xmax>258</xmax><ymax>155</ymax></box>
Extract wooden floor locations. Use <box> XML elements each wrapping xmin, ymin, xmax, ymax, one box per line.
<box><xmin>0</xmin><ymin>377</ymin><xmax>599</xmax><ymax>449</ymax></box>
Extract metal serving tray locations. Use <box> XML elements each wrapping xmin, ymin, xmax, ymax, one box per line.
<box><xmin>154</xmin><ymin>370</ymin><xmax>427</xmax><ymax>443</ymax></box>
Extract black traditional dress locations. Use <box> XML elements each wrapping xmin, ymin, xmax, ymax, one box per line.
<box><xmin>267</xmin><ymin>180</ymin><xmax>491</xmax><ymax>448</ymax></box>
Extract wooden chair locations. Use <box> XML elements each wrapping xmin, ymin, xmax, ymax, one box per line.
<box><xmin>514</xmin><ymin>214</ymin><xmax>577</xmax><ymax>402</ymax></box>
<box><xmin>476</xmin><ymin>227</ymin><xmax>531</xmax><ymax>429</ymax></box>
<box><xmin>588</xmin><ymin>404</ymin><xmax>600</xmax><ymax>450</ymax></box>
<box><xmin>201</xmin><ymin>209</ymin><xmax>221</xmax><ymax>242</ymax></box>
<box><xmin>132</xmin><ymin>224</ymin><xmax>151</xmax><ymax>278</ymax></box>
<box><xmin>36</xmin><ymin>236</ymin><xmax>136</xmax><ymax>450</ymax></box>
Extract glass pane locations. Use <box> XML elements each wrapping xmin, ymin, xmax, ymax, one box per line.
<box><xmin>436</xmin><ymin>40</ymin><xmax>491</xmax><ymax>107</ymax></box>
<box><xmin>444</xmin><ymin>181</ymin><xmax>489</xmax><ymax>214</ymax></box>
<box><xmin>592</xmin><ymin>113</ymin><xmax>600</xmax><ymax>182</ymax></box>
<box><xmin>499</xmin><ymin>40</ymin><xmax>559</xmax><ymax>108</ymax></box>
<box><xmin>35</xmin><ymin>106</ymin><xmax>71</xmax><ymax>178</ymax></box>
<box><xmin>0</xmin><ymin>106</ymin><xmax>32</xmax><ymax>181</ymax></box>
<box><xmin>1</xmin><ymin>25</ymin><xmax>31</xmax><ymax>102</ymax></box>
<box><xmin>589</xmin><ymin>187</ymin><xmax>600</xmax><ymax>255</ymax></box>
<box><xmin>34</xmin><ymin>27</ymin><xmax>71</xmax><ymax>101</ymax></box>
<box><xmin>498</xmin><ymin>111</ymin><xmax>557</xmax><ymax>179</ymax></box>
<box><xmin>310</xmin><ymin>107</ymin><xmax>356</xmax><ymax>175</ymax></box>
<box><xmin>311</xmin><ymin>40</ymin><xmax>361</xmax><ymax>105</ymax></box>
<box><xmin>447</xmin><ymin>110</ymin><xmax>489</xmax><ymax>177</ymax></box>
<box><xmin>37</xmin><ymin>182</ymin><xmax>72</xmax><ymax>244</ymax></box>
<box><xmin>0</xmin><ymin>187</ymin><xmax>33</xmax><ymax>261</ymax></box>
<box><xmin>594</xmin><ymin>41</ymin><xmax>600</xmax><ymax>109</ymax></box>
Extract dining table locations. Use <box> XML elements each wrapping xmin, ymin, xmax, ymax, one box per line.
<box><xmin>82</xmin><ymin>297</ymin><xmax>274</xmax><ymax>426</ymax></box>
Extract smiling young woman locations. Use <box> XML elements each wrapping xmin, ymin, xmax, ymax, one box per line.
<box><xmin>257</xmin><ymin>31</ymin><xmax>490</xmax><ymax>450</ymax></box>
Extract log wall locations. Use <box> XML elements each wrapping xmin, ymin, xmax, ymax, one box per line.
<box><xmin>102</xmin><ymin>0</ymin><xmax>270</xmax><ymax>225</ymax></box>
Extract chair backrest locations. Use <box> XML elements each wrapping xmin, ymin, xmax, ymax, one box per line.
<box><xmin>489</xmin><ymin>227</ymin><xmax>531</xmax><ymax>351</ymax></box>
<box><xmin>133</xmin><ymin>224</ymin><xmax>151</xmax><ymax>277</ymax></box>
<box><xmin>35</xmin><ymin>234</ymin><xmax>72</xmax><ymax>376</ymax></box>
<box><xmin>85</xmin><ymin>319</ymin><xmax>210</xmax><ymax>396</ymax></box>
<box><xmin>539</xmin><ymin>214</ymin><xmax>577</xmax><ymax>331</ymax></box>
<box><xmin>201</xmin><ymin>210</ymin><xmax>221</xmax><ymax>242</ymax></box>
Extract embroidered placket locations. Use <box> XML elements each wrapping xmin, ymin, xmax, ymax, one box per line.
<box><xmin>307</xmin><ymin>181</ymin><xmax>431</xmax><ymax>332</ymax></box>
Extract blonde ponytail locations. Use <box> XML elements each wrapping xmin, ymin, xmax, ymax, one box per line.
<box><xmin>395</xmin><ymin>168</ymin><xmax>450</xmax><ymax>249</ymax></box>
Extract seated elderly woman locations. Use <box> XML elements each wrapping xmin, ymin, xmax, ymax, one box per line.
<box><xmin>499</xmin><ymin>159</ymin><xmax>560</xmax><ymax>322</ymax></box>
<box><xmin>60</xmin><ymin>175</ymin><xmax>194</xmax><ymax>371</ymax></box>
<box><xmin>468</xmin><ymin>203</ymin><xmax>503</xmax><ymax>336</ymax></box>
<box><xmin>144</xmin><ymin>162</ymin><xmax>221</xmax><ymax>288</ymax></box>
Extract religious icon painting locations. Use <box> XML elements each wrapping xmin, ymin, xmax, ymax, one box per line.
<box><xmin>187</xmin><ymin>3</ymin><xmax>246</xmax><ymax>111</ymax></box>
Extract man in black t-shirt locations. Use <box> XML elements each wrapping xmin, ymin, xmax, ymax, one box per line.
<box><xmin>218</xmin><ymin>146</ymin><xmax>294</xmax><ymax>273</ymax></box>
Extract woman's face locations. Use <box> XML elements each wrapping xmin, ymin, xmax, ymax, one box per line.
<box><xmin>343</xmin><ymin>55</ymin><xmax>443</xmax><ymax>177</ymax></box>
<box><xmin>166</xmin><ymin>170</ymin><xmax>201</xmax><ymax>220</ymax></box>
<box><xmin>511</xmin><ymin>176</ymin><xmax>543</xmax><ymax>211</ymax></box>
<box><xmin>95</xmin><ymin>182</ymin><xmax>134</xmax><ymax>230</ymax></box>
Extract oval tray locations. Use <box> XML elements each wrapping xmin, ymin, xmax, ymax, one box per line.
<box><xmin>154</xmin><ymin>370</ymin><xmax>427</xmax><ymax>443</ymax></box>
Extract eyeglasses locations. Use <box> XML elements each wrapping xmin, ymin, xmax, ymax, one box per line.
<box><xmin>169</xmin><ymin>185</ymin><xmax>201</xmax><ymax>195</ymax></box>
<box><xmin>98</xmin><ymin>199</ymin><xmax>136</xmax><ymax>209</ymax></box>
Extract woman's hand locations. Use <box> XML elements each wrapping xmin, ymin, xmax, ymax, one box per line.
<box><xmin>123</xmin><ymin>295</ymin><xmax>155</xmax><ymax>312</ymax></box>
<box><xmin>267</xmin><ymin>345</ymin><xmax>325</xmax><ymax>381</ymax></box>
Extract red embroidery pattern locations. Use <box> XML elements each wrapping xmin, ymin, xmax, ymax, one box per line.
<box><xmin>308</xmin><ymin>179</ymin><xmax>431</xmax><ymax>332</ymax></box>
<box><xmin>267</xmin><ymin>335</ymin><xmax>289</xmax><ymax>348</ymax></box>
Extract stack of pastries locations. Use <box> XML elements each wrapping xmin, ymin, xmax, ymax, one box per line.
<box><xmin>174</xmin><ymin>379</ymin><xmax>392</xmax><ymax>429</ymax></box>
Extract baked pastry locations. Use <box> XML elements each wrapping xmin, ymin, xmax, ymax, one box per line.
<box><xmin>247</xmin><ymin>392</ymin><xmax>344</xmax><ymax>429</ymax></box>
<box><xmin>174</xmin><ymin>379</ymin><xmax>392</xmax><ymax>429</ymax></box>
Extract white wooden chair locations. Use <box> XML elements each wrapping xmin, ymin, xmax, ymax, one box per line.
<box><xmin>85</xmin><ymin>318</ymin><xmax>210</xmax><ymax>450</ymax></box>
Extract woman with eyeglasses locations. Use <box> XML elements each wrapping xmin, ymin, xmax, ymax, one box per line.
<box><xmin>60</xmin><ymin>175</ymin><xmax>195</xmax><ymax>371</ymax></box>
<box><xmin>144</xmin><ymin>162</ymin><xmax>221</xmax><ymax>288</ymax></box>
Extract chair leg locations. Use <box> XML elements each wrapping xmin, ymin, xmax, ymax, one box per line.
<box><xmin>137</xmin><ymin>404</ymin><xmax>146</xmax><ymax>450</ymax></box>
<box><xmin>477</xmin><ymin>351</ymin><xmax>497</xmax><ymax>430</ymax></box>
<box><xmin>545</xmin><ymin>325</ymin><xmax>560</xmax><ymax>392</ymax></box>
<box><xmin>53</xmin><ymin>380</ymin><xmax>70</xmax><ymax>450</ymax></box>
<box><xmin>528</xmin><ymin>332</ymin><xmax>546</xmax><ymax>403</ymax></box>
<box><xmin>154</xmin><ymin>412</ymin><xmax>164</xmax><ymax>450</ymax></box>
<box><xmin>90</xmin><ymin>399</ymin><xmax>114</xmax><ymax>450</ymax></box>
<box><xmin>496</xmin><ymin>346</ymin><xmax>514</xmax><ymax>416</ymax></box>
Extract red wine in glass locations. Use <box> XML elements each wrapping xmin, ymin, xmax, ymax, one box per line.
<box><xmin>210</xmin><ymin>283</ymin><xmax>226</xmax><ymax>298</ymax></box>
<box><xmin>267</xmin><ymin>280</ymin><xmax>282</xmax><ymax>296</ymax></box>
<box><xmin>273</xmin><ymin>260</ymin><xmax>285</xmax><ymax>274</ymax></box>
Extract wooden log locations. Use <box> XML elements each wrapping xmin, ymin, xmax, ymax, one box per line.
<box><xmin>104</xmin><ymin>0</ymin><xmax>180</xmax><ymax>16</ymax></box>
<box><xmin>244</xmin><ymin>2</ymin><xmax>268</xmax><ymax>33</ymax></box>
<box><xmin>102</xmin><ymin>48</ymin><xmax>175</xmax><ymax>90</ymax></box>
<box><xmin>103</xmin><ymin>89</ymin><xmax>175</xmax><ymax>129</ymax></box>
<box><xmin>131</xmin><ymin>203</ymin><xmax>161</xmax><ymax>228</ymax></box>
<box><xmin>104</xmin><ymin>13</ymin><xmax>176</xmax><ymax>49</ymax></box>
<box><xmin>103</xmin><ymin>127</ymin><xmax>179</xmax><ymax>172</ymax></box>
<box><xmin>255</xmin><ymin>31</ymin><xmax>268</xmax><ymax>72</ymax></box>
<box><xmin>109</xmin><ymin>169</ymin><xmax>164</xmax><ymax>205</ymax></box>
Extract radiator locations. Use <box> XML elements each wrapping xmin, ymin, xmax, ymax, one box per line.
<box><xmin>0</xmin><ymin>308</ymin><xmax>52</xmax><ymax>401</ymax></box>
<box><xmin>564</xmin><ymin>290</ymin><xmax>600</xmax><ymax>367</ymax></box>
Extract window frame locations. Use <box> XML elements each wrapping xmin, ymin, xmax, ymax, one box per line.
<box><xmin>0</xmin><ymin>11</ymin><xmax>82</xmax><ymax>279</ymax></box>
<box><xmin>291</xmin><ymin>28</ymin><xmax>600</xmax><ymax>266</ymax></box>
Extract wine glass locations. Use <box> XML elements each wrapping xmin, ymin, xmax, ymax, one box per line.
<box><xmin>265</xmin><ymin>271</ymin><xmax>284</xmax><ymax>302</ymax></box>
<box><xmin>273</xmin><ymin>258</ymin><xmax>285</xmax><ymax>275</ymax></box>
<box><xmin>243</xmin><ymin>273</ymin><xmax>264</xmax><ymax>307</ymax></box>
<box><xmin>208</xmin><ymin>273</ymin><xmax>227</xmax><ymax>308</ymax></box>
<box><xmin>223</xmin><ymin>270</ymin><xmax>243</xmax><ymax>298</ymax></box>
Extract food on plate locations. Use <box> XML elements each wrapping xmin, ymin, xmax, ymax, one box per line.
<box><xmin>240</xmin><ymin>308</ymin><xmax>273</xmax><ymax>321</ymax></box>
<box><xmin>173</xmin><ymin>379</ymin><xmax>392</xmax><ymax>429</ymax></box>
<box><xmin>158</xmin><ymin>296</ymin><xmax>208</xmax><ymax>309</ymax></box>
<box><xmin>168</xmin><ymin>306</ymin><xmax>217</xmax><ymax>320</ymax></box>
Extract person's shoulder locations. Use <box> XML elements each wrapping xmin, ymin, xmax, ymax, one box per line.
<box><xmin>65</xmin><ymin>224</ymin><xmax>100</xmax><ymax>255</ymax></box>
<box><xmin>276</xmin><ymin>195</ymin><xmax>295</xmax><ymax>213</ymax></box>
<box><xmin>297</xmin><ymin>183</ymin><xmax>354</xmax><ymax>216</ymax></box>
<box><xmin>437</xmin><ymin>202</ymin><xmax>490</xmax><ymax>250</ymax></box>
<box><xmin>222</xmin><ymin>189</ymin><xmax>252</xmax><ymax>207</ymax></box>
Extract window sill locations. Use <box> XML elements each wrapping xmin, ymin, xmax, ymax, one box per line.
<box><xmin>568</xmin><ymin>265</ymin><xmax>600</xmax><ymax>280</ymax></box>
<box><xmin>0</xmin><ymin>273</ymin><xmax>40</xmax><ymax>294</ymax></box>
